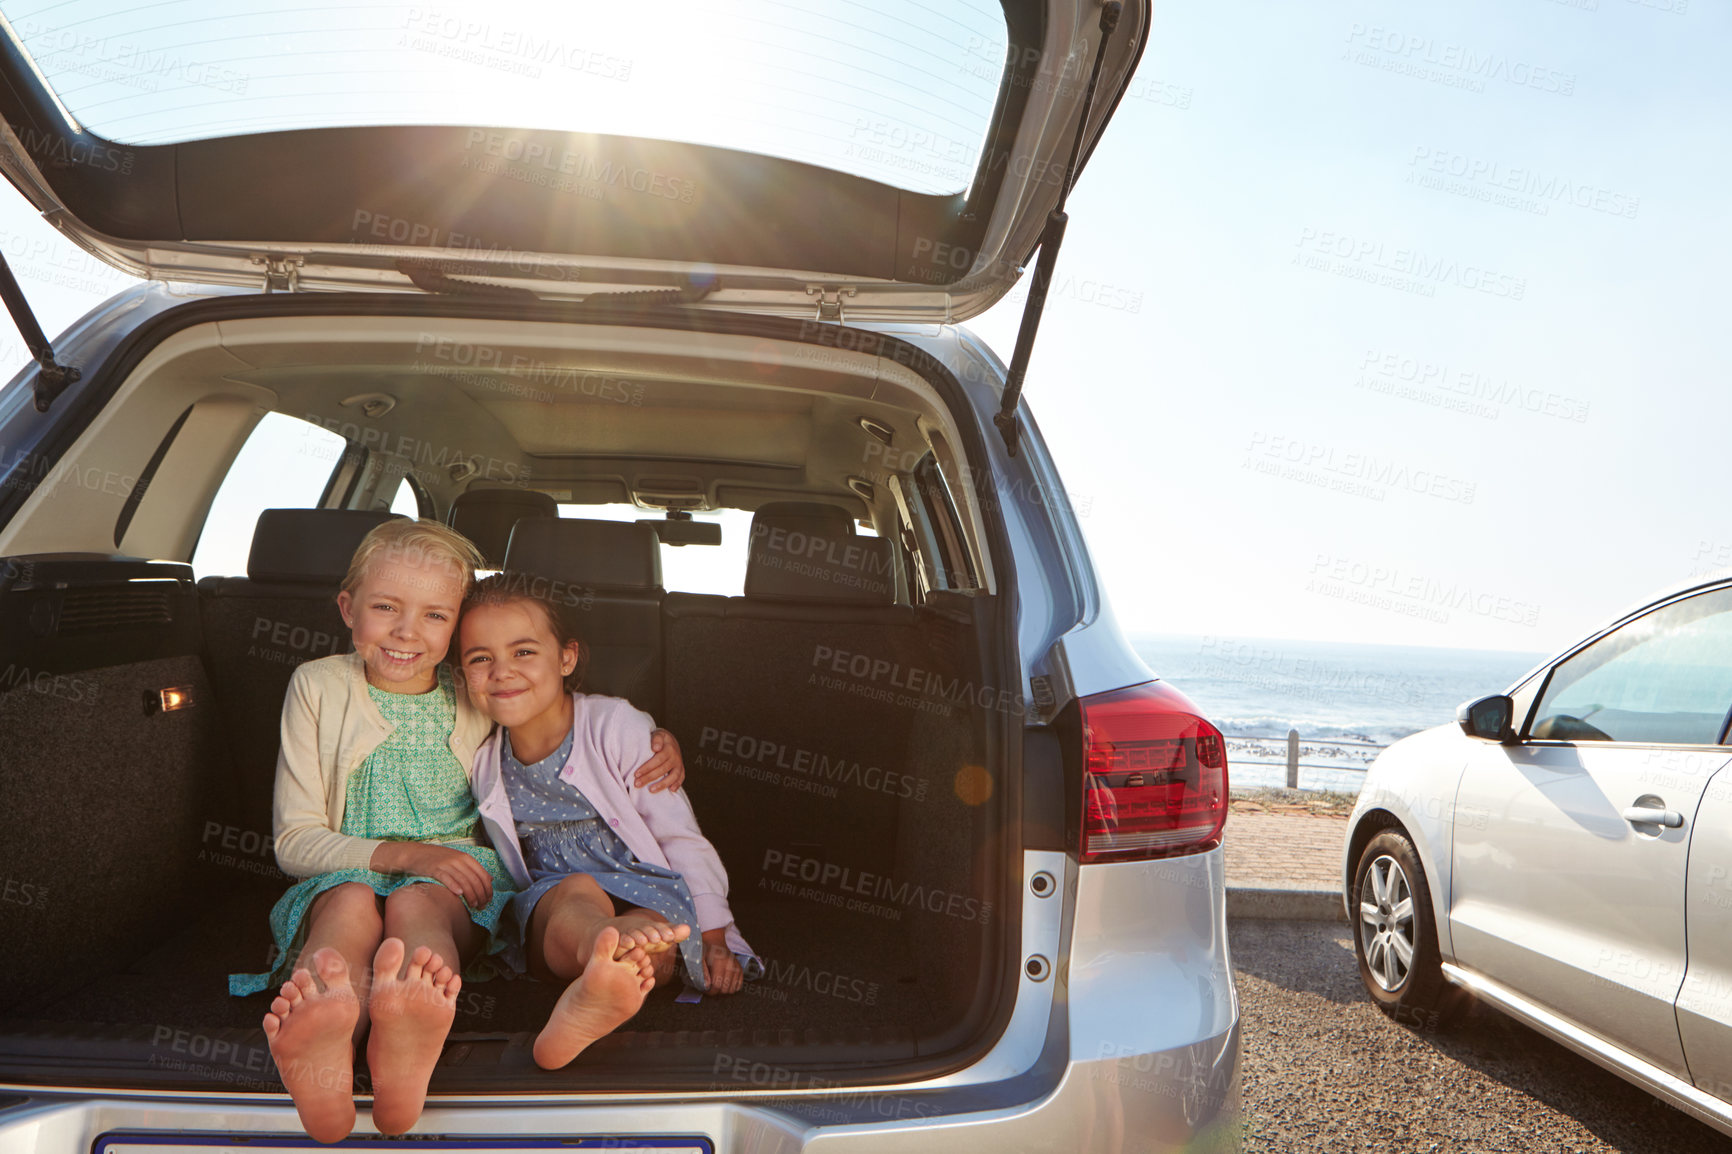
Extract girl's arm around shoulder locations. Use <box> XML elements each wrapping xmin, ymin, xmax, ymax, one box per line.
<box><xmin>272</xmin><ymin>658</ymin><xmax>384</xmax><ymax>878</ymax></box>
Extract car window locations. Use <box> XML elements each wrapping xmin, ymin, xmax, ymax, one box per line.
<box><xmin>557</xmin><ymin>504</ymin><xmax>747</xmax><ymax>596</ymax></box>
<box><xmin>390</xmin><ymin>476</ymin><xmax>423</xmax><ymax>519</ymax></box>
<box><xmin>899</xmin><ymin>453</ymin><xmax>977</xmax><ymax>595</ymax></box>
<box><xmin>1529</xmin><ymin>587</ymin><xmax>1732</xmax><ymax>745</ymax></box>
<box><xmin>189</xmin><ymin>412</ymin><xmax>345</xmax><ymax>579</ymax></box>
<box><xmin>556</xmin><ymin>504</ymin><xmax>876</xmax><ymax>597</ymax></box>
<box><xmin>9</xmin><ymin>1</ymin><xmax>1008</xmax><ymax>197</ymax></box>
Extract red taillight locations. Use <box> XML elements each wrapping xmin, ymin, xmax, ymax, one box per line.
<box><xmin>1080</xmin><ymin>680</ymin><xmax>1228</xmax><ymax>863</ymax></box>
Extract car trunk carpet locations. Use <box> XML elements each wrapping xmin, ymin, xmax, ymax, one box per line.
<box><xmin>3</xmin><ymin>881</ymin><xmax>945</xmax><ymax>1078</ymax></box>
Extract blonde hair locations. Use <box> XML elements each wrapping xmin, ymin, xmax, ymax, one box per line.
<box><xmin>341</xmin><ymin>517</ymin><xmax>485</xmax><ymax>598</ymax></box>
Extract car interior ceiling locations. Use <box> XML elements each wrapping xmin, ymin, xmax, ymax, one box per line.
<box><xmin>0</xmin><ymin>338</ymin><xmax>1007</xmax><ymax>1079</ymax></box>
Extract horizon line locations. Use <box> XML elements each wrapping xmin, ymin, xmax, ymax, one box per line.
<box><xmin>1126</xmin><ymin>630</ymin><xmax>1550</xmax><ymax>660</ymax></box>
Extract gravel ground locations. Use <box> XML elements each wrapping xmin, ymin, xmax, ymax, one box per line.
<box><xmin>1233</xmin><ymin>919</ymin><xmax>1732</xmax><ymax>1153</ymax></box>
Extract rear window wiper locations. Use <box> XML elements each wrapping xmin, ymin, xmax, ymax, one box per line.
<box><xmin>398</xmin><ymin>259</ymin><xmax>716</xmax><ymax>306</ymax></box>
<box><xmin>399</xmin><ymin>259</ymin><xmax>541</xmax><ymax>300</ymax></box>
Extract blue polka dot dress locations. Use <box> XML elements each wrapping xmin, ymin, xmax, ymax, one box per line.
<box><xmin>502</xmin><ymin>728</ymin><xmax>714</xmax><ymax>990</ymax></box>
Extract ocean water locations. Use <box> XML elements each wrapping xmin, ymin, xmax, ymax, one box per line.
<box><xmin>1129</xmin><ymin>634</ymin><xmax>1548</xmax><ymax>794</ymax></box>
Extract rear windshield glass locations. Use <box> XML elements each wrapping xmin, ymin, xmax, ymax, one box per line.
<box><xmin>0</xmin><ymin>0</ymin><xmax>1009</xmax><ymax>195</ymax></box>
<box><xmin>558</xmin><ymin>504</ymin><xmax>877</xmax><ymax>597</ymax></box>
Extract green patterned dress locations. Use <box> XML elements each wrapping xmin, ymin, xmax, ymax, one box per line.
<box><xmin>229</xmin><ymin>665</ymin><xmax>516</xmax><ymax>996</ymax></box>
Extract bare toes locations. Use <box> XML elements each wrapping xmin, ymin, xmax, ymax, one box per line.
<box><xmin>373</xmin><ymin>936</ymin><xmax>408</xmax><ymax>984</ymax></box>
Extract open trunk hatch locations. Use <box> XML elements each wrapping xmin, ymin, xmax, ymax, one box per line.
<box><xmin>0</xmin><ymin>0</ymin><xmax>1147</xmax><ymax>319</ymax></box>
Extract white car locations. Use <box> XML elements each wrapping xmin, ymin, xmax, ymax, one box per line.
<box><xmin>1344</xmin><ymin>573</ymin><xmax>1732</xmax><ymax>1139</ymax></box>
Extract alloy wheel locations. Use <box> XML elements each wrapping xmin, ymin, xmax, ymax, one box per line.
<box><xmin>1359</xmin><ymin>854</ymin><xmax>1416</xmax><ymax>992</ymax></box>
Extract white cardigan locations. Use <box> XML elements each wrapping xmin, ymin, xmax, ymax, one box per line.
<box><xmin>271</xmin><ymin>652</ymin><xmax>494</xmax><ymax>878</ymax></box>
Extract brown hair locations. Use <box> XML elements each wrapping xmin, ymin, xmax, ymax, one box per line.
<box><xmin>342</xmin><ymin>517</ymin><xmax>485</xmax><ymax>599</ymax></box>
<box><xmin>461</xmin><ymin>571</ymin><xmax>589</xmax><ymax>692</ymax></box>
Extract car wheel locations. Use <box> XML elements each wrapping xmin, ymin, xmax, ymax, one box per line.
<box><xmin>1352</xmin><ymin>829</ymin><xmax>1461</xmax><ymax>1029</ymax></box>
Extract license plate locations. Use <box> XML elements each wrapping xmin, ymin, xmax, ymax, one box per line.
<box><xmin>96</xmin><ymin>1136</ymin><xmax>711</xmax><ymax>1154</ymax></box>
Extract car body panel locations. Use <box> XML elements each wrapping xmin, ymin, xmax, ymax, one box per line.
<box><xmin>1342</xmin><ymin>724</ymin><xmax>1467</xmax><ymax>961</ymax></box>
<box><xmin>0</xmin><ymin>2</ymin><xmax>1150</xmax><ymax>321</ymax></box>
<box><xmin>1442</xmin><ymin>962</ymin><xmax>1732</xmax><ymax>1142</ymax></box>
<box><xmin>1679</xmin><ymin>763</ymin><xmax>1732</xmax><ymax>1100</ymax></box>
<box><xmin>1450</xmin><ymin>741</ymin><xmax>1716</xmax><ymax>1079</ymax></box>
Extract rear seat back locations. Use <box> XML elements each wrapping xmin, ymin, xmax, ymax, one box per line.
<box><xmin>502</xmin><ymin>518</ymin><xmax>666</xmax><ymax>720</ymax></box>
<box><xmin>742</xmin><ymin>501</ymin><xmax>901</xmax><ymax>612</ymax></box>
<box><xmin>198</xmin><ymin>509</ymin><xmax>403</xmax><ymax>838</ymax></box>
<box><xmin>666</xmin><ymin>503</ymin><xmax>954</xmax><ymax>889</ymax></box>
<box><xmin>448</xmin><ymin>486</ymin><xmax>557</xmax><ymax>569</ymax></box>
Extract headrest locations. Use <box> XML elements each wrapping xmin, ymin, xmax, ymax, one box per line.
<box><xmin>503</xmin><ymin>518</ymin><xmax>663</xmax><ymax>590</ymax></box>
<box><xmin>745</xmin><ymin>502</ymin><xmax>895</xmax><ymax>604</ymax></box>
<box><xmin>247</xmin><ymin>509</ymin><xmax>406</xmax><ymax>585</ymax></box>
<box><xmin>448</xmin><ymin>488</ymin><xmax>558</xmax><ymax>569</ymax></box>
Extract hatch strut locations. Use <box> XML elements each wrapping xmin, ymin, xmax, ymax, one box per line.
<box><xmin>993</xmin><ymin>0</ymin><xmax>1121</xmax><ymax>457</ymax></box>
<box><xmin>0</xmin><ymin>251</ymin><xmax>80</xmax><ymax>412</ymax></box>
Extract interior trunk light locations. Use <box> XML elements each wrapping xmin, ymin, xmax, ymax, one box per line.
<box><xmin>1080</xmin><ymin>680</ymin><xmax>1228</xmax><ymax>863</ymax></box>
<box><xmin>145</xmin><ymin>686</ymin><xmax>195</xmax><ymax>715</ymax></box>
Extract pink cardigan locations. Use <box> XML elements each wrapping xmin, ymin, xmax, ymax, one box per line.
<box><xmin>472</xmin><ymin>693</ymin><xmax>752</xmax><ymax>959</ymax></box>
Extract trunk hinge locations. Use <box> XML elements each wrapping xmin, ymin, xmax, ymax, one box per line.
<box><xmin>0</xmin><ymin>251</ymin><xmax>81</xmax><ymax>412</ymax></box>
<box><xmin>806</xmin><ymin>285</ymin><xmax>856</xmax><ymax>323</ymax></box>
<box><xmin>252</xmin><ymin>254</ymin><xmax>304</xmax><ymax>293</ymax></box>
<box><xmin>994</xmin><ymin>0</ymin><xmax>1122</xmax><ymax>458</ymax></box>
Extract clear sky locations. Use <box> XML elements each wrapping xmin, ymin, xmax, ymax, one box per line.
<box><xmin>966</xmin><ymin>0</ymin><xmax>1730</xmax><ymax>656</ymax></box>
<box><xmin>0</xmin><ymin>0</ymin><xmax>1723</xmax><ymax>656</ymax></box>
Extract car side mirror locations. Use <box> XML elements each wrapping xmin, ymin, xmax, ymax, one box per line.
<box><xmin>1457</xmin><ymin>694</ymin><xmax>1516</xmax><ymax>743</ymax></box>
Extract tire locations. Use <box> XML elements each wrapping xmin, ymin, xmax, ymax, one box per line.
<box><xmin>1351</xmin><ymin>828</ymin><xmax>1463</xmax><ymax>1030</ymax></box>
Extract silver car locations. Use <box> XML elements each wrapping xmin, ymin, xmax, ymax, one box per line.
<box><xmin>0</xmin><ymin>2</ymin><xmax>1240</xmax><ymax>1150</ymax></box>
<box><xmin>1344</xmin><ymin>572</ymin><xmax>1732</xmax><ymax>1140</ymax></box>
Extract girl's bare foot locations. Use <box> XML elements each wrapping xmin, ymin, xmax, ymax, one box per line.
<box><xmin>533</xmin><ymin>926</ymin><xmax>655</xmax><ymax>1070</ymax></box>
<box><xmin>598</xmin><ymin>912</ymin><xmax>690</xmax><ymax>961</ymax></box>
<box><xmin>366</xmin><ymin>938</ymin><xmax>459</xmax><ymax>1136</ymax></box>
<box><xmin>263</xmin><ymin>948</ymin><xmax>360</xmax><ymax>1144</ymax></box>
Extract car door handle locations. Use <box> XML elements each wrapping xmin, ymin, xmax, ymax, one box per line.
<box><xmin>1622</xmin><ymin>805</ymin><xmax>1684</xmax><ymax>828</ymax></box>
